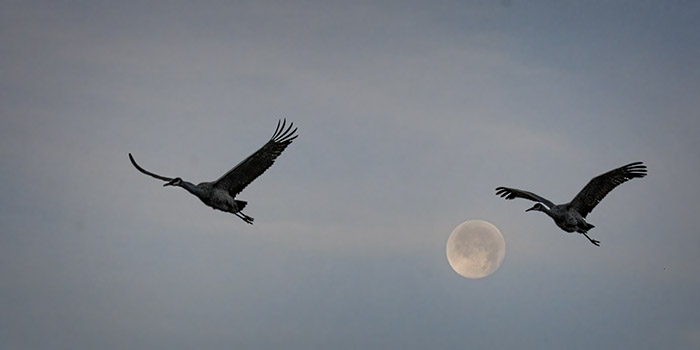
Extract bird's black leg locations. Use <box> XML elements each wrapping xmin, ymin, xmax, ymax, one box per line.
<box><xmin>582</xmin><ymin>232</ymin><xmax>600</xmax><ymax>246</ymax></box>
<box><xmin>234</xmin><ymin>211</ymin><xmax>254</xmax><ymax>225</ymax></box>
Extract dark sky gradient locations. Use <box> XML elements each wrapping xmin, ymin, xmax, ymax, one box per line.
<box><xmin>2</xmin><ymin>1</ymin><xmax>699</xmax><ymax>349</ymax></box>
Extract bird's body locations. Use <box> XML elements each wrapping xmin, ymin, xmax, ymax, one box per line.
<box><xmin>496</xmin><ymin>162</ymin><xmax>647</xmax><ymax>246</ymax></box>
<box><xmin>129</xmin><ymin>119</ymin><xmax>297</xmax><ymax>224</ymax></box>
<box><xmin>533</xmin><ymin>203</ymin><xmax>594</xmax><ymax>233</ymax></box>
<box><xmin>172</xmin><ymin>180</ymin><xmax>247</xmax><ymax>215</ymax></box>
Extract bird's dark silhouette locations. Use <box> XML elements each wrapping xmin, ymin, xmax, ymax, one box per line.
<box><xmin>129</xmin><ymin>119</ymin><xmax>298</xmax><ymax>224</ymax></box>
<box><xmin>495</xmin><ymin>162</ymin><xmax>647</xmax><ymax>246</ymax></box>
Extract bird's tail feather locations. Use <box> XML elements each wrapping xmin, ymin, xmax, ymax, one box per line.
<box><xmin>235</xmin><ymin>200</ymin><xmax>247</xmax><ymax>211</ymax></box>
<box><xmin>576</xmin><ymin>222</ymin><xmax>595</xmax><ymax>234</ymax></box>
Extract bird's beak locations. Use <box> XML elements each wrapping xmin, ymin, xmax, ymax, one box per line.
<box><xmin>164</xmin><ymin>180</ymin><xmax>175</xmax><ymax>187</ymax></box>
<box><xmin>525</xmin><ymin>206</ymin><xmax>536</xmax><ymax>212</ymax></box>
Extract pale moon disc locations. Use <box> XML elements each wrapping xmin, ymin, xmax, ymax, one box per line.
<box><xmin>446</xmin><ymin>220</ymin><xmax>506</xmax><ymax>279</ymax></box>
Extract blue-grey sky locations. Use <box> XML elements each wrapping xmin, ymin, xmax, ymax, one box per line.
<box><xmin>2</xmin><ymin>1</ymin><xmax>699</xmax><ymax>349</ymax></box>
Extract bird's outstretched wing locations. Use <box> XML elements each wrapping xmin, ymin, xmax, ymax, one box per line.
<box><xmin>213</xmin><ymin>119</ymin><xmax>298</xmax><ymax>196</ymax></box>
<box><xmin>568</xmin><ymin>162</ymin><xmax>647</xmax><ymax>218</ymax></box>
<box><xmin>495</xmin><ymin>187</ymin><xmax>555</xmax><ymax>209</ymax></box>
<box><xmin>129</xmin><ymin>153</ymin><xmax>174</xmax><ymax>182</ymax></box>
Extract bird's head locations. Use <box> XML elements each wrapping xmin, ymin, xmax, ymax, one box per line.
<box><xmin>526</xmin><ymin>203</ymin><xmax>547</xmax><ymax>213</ymax></box>
<box><xmin>164</xmin><ymin>177</ymin><xmax>182</xmax><ymax>187</ymax></box>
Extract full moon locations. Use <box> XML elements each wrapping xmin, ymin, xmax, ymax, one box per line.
<box><xmin>446</xmin><ymin>220</ymin><xmax>506</xmax><ymax>279</ymax></box>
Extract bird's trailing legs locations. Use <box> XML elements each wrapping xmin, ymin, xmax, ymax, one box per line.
<box><xmin>582</xmin><ymin>232</ymin><xmax>600</xmax><ymax>246</ymax></box>
<box><xmin>235</xmin><ymin>212</ymin><xmax>254</xmax><ymax>225</ymax></box>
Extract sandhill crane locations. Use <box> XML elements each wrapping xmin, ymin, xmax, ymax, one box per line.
<box><xmin>495</xmin><ymin>162</ymin><xmax>647</xmax><ymax>246</ymax></box>
<box><xmin>129</xmin><ymin>119</ymin><xmax>298</xmax><ymax>224</ymax></box>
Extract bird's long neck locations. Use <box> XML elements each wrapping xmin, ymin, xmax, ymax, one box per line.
<box><xmin>533</xmin><ymin>205</ymin><xmax>554</xmax><ymax>217</ymax></box>
<box><xmin>177</xmin><ymin>180</ymin><xmax>204</xmax><ymax>197</ymax></box>
<box><xmin>540</xmin><ymin>206</ymin><xmax>554</xmax><ymax>218</ymax></box>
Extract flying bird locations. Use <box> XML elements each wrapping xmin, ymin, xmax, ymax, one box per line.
<box><xmin>129</xmin><ymin>119</ymin><xmax>298</xmax><ymax>224</ymax></box>
<box><xmin>495</xmin><ymin>162</ymin><xmax>647</xmax><ymax>246</ymax></box>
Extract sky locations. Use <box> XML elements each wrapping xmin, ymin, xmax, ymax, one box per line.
<box><xmin>1</xmin><ymin>0</ymin><xmax>699</xmax><ymax>349</ymax></box>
